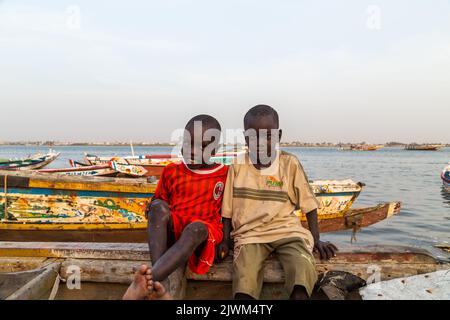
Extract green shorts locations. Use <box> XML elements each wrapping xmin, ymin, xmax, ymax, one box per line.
<box><xmin>232</xmin><ymin>237</ymin><xmax>317</xmax><ymax>299</ymax></box>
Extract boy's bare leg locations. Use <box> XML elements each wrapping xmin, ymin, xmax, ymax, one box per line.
<box><xmin>151</xmin><ymin>221</ymin><xmax>208</xmax><ymax>282</ymax></box>
<box><xmin>147</xmin><ymin>200</ymin><xmax>173</xmax><ymax>264</ymax></box>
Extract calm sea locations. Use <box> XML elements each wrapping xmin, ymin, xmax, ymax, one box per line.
<box><xmin>1</xmin><ymin>145</ymin><xmax>449</xmax><ymax>261</ymax></box>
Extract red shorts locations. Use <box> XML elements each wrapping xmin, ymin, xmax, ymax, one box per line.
<box><xmin>171</xmin><ymin>213</ymin><xmax>223</xmax><ymax>275</ymax></box>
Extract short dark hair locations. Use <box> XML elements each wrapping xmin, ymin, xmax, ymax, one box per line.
<box><xmin>185</xmin><ymin>114</ymin><xmax>221</xmax><ymax>131</ymax></box>
<box><xmin>244</xmin><ymin>104</ymin><xmax>279</xmax><ymax>129</ymax></box>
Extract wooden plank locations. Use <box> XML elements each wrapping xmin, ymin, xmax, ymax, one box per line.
<box><xmin>58</xmin><ymin>255</ymin><xmax>448</xmax><ymax>286</ymax></box>
<box><xmin>0</xmin><ymin>242</ymin><xmax>441</xmax><ymax>264</ymax></box>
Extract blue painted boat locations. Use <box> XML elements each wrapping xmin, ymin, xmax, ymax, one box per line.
<box><xmin>442</xmin><ymin>164</ymin><xmax>450</xmax><ymax>192</ymax></box>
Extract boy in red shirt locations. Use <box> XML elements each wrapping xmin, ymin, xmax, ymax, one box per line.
<box><xmin>123</xmin><ymin>114</ymin><xmax>228</xmax><ymax>300</ymax></box>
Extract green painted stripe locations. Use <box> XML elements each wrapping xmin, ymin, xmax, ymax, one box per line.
<box><xmin>233</xmin><ymin>193</ymin><xmax>288</xmax><ymax>203</ymax></box>
<box><xmin>234</xmin><ymin>191</ymin><xmax>289</xmax><ymax>201</ymax></box>
<box><xmin>234</xmin><ymin>189</ymin><xmax>289</xmax><ymax>201</ymax></box>
<box><xmin>233</xmin><ymin>187</ymin><xmax>287</xmax><ymax>197</ymax></box>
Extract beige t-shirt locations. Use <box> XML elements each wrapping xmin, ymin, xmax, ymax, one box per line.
<box><xmin>221</xmin><ymin>151</ymin><xmax>319</xmax><ymax>252</ymax></box>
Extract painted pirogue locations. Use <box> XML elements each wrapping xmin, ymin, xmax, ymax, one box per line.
<box><xmin>405</xmin><ymin>144</ymin><xmax>443</xmax><ymax>151</ymax></box>
<box><xmin>442</xmin><ymin>163</ymin><xmax>450</xmax><ymax>192</ymax></box>
<box><xmin>0</xmin><ymin>151</ymin><xmax>60</xmax><ymax>171</ymax></box>
<box><xmin>0</xmin><ymin>243</ymin><xmax>447</xmax><ymax>300</ymax></box>
<box><xmin>0</xmin><ymin>171</ymin><xmax>400</xmax><ymax>242</ymax></box>
<box><xmin>82</xmin><ymin>151</ymin><xmax>244</xmax><ymax>177</ymax></box>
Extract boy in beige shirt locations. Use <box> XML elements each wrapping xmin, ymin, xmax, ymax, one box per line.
<box><xmin>217</xmin><ymin>105</ymin><xmax>338</xmax><ymax>300</ymax></box>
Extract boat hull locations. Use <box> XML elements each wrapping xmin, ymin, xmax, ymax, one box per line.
<box><xmin>0</xmin><ymin>152</ymin><xmax>60</xmax><ymax>171</ymax></box>
<box><xmin>0</xmin><ymin>243</ymin><xmax>447</xmax><ymax>300</ymax></box>
<box><xmin>0</xmin><ymin>171</ymin><xmax>155</xmax><ymax>229</ymax></box>
<box><xmin>0</xmin><ymin>202</ymin><xmax>400</xmax><ymax>242</ymax></box>
<box><xmin>38</xmin><ymin>164</ymin><xmax>118</xmax><ymax>177</ymax></box>
<box><xmin>0</xmin><ymin>173</ymin><xmax>368</xmax><ymax>242</ymax></box>
<box><xmin>442</xmin><ymin>166</ymin><xmax>450</xmax><ymax>192</ymax></box>
<box><xmin>405</xmin><ymin>144</ymin><xmax>443</xmax><ymax>151</ymax></box>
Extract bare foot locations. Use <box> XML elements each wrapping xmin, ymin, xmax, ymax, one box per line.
<box><xmin>122</xmin><ymin>265</ymin><xmax>150</xmax><ymax>300</ymax></box>
<box><xmin>145</xmin><ymin>268</ymin><xmax>173</xmax><ymax>300</ymax></box>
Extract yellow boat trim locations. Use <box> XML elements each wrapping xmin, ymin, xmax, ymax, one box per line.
<box><xmin>28</xmin><ymin>179</ymin><xmax>156</xmax><ymax>194</ymax></box>
<box><xmin>0</xmin><ymin>222</ymin><xmax>148</xmax><ymax>231</ymax></box>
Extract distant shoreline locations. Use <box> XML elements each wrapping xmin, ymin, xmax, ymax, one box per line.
<box><xmin>0</xmin><ymin>142</ymin><xmax>449</xmax><ymax>148</ymax></box>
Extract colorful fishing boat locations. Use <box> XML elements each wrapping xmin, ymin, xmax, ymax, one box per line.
<box><xmin>441</xmin><ymin>163</ymin><xmax>450</xmax><ymax>192</ymax></box>
<box><xmin>339</xmin><ymin>144</ymin><xmax>383</xmax><ymax>151</ymax></box>
<box><xmin>38</xmin><ymin>163</ymin><xmax>118</xmax><ymax>177</ymax></box>
<box><xmin>0</xmin><ymin>151</ymin><xmax>60</xmax><ymax>171</ymax></box>
<box><xmin>405</xmin><ymin>144</ymin><xmax>443</xmax><ymax>151</ymax></box>
<box><xmin>0</xmin><ymin>242</ymin><xmax>447</xmax><ymax>300</ymax></box>
<box><xmin>110</xmin><ymin>161</ymin><xmax>148</xmax><ymax>177</ymax></box>
<box><xmin>40</xmin><ymin>162</ymin><xmax>148</xmax><ymax>178</ymax></box>
<box><xmin>0</xmin><ymin>171</ymin><xmax>399</xmax><ymax>242</ymax></box>
<box><xmin>84</xmin><ymin>154</ymin><xmax>180</xmax><ymax>177</ymax></box>
<box><xmin>83</xmin><ymin>149</ymin><xmax>246</xmax><ymax>176</ymax></box>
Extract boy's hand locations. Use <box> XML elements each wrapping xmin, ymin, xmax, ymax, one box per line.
<box><xmin>215</xmin><ymin>241</ymin><xmax>230</xmax><ymax>262</ymax></box>
<box><xmin>314</xmin><ymin>240</ymin><xmax>338</xmax><ymax>260</ymax></box>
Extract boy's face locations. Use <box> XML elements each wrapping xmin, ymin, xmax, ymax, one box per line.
<box><xmin>182</xmin><ymin>121</ymin><xmax>220</xmax><ymax>167</ymax></box>
<box><xmin>244</xmin><ymin>115</ymin><xmax>282</xmax><ymax>166</ymax></box>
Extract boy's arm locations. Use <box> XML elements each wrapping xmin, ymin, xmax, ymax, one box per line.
<box><xmin>216</xmin><ymin>166</ymin><xmax>234</xmax><ymax>261</ymax></box>
<box><xmin>292</xmin><ymin>158</ymin><xmax>338</xmax><ymax>260</ymax></box>
<box><xmin>305</xmin><ymin>209</ymin><xmax>338</xmax><ymax>260</ymax></box>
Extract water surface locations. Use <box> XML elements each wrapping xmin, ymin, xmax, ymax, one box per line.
<box><xmin>1</xmin><ymin>145</ymin><xmax>449</xmax><ymax>261</ymax></box>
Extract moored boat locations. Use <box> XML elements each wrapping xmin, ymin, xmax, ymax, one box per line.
<box><xmin>83</xmin><ymin>149</ymin><xmax>246</xmax><ymax>177</ymax></box>
<box><xmin>38</xmin><ymin>163</ymin><xmax>118</xmax><ymax>177</ymax></box>
<box><xmin>0</xmin><ymin>171</ymin><xmax>398</xmax><ymax>242</ymax></box>
<box><xmin>85</xmin><ymin>154</ymin><xmax>180</xmax><ymax>177</ymax></box>
<box><xmin>441</xmin><ymin>163</ymin><xmax>450</xmax><ymax>192</ymax></box>
<box><xmin>0</xmin><ymin>151</ymin><xmax>60</xmax><ymax>171</ymax></box>
<box><xmin>0</xmin><ymin>242</ymin><xmax>447</xmax><ymax>300</ymax></box>
<box><xmin>39</xmin><ymin>162</ymin><xmax>148</xmax><ymax>178</ymax></box>
<box><xmin>405</xmin><ymin>144</ymin><xmax>443</xmax><ymax>151</ymax></box>
<box><xmin>339</xmin><ymin>144</ymin><xmax>383</xmax><ymax>151</ymax></box>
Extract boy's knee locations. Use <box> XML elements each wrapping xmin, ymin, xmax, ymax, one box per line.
<box><xmin>184</xmin><ymin>222</ymin><xmax>208</xmax><ymax>241</ymax></box>
<box><xmin>148</xmin><ymin>200</ymin><xmax>170</xmax><ymax>222</ymax></box>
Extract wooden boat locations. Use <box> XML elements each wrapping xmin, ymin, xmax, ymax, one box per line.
<box><xmin>110</xmin><ymin>161</ymin><xmax>148</xmax><ymax>177</ymax></box>
<box><xmin>0</xmin><ymin>171</ymin><xmax>154</xmax><ymax>242</ymax></box>
<box><xmin>0</xmin><ymin>242</ymin><xmax>447</xmax><ymax>299</ymax></box>
<box><xmin>39</xmin><ymin>162</ymin><xmax>147</xmax><ymax>178</ymax></box>
<box><xmin>405</xmin><ymin>144</ymin><xmax>443</xmax><ymax>151</ymax></box>
<box><xmin>441</xmin><ymin>164</ymin><xmax>450</xmax><ymax>192</ymax></box>
<box><xmin>38</xmin><ymin>163</ymin><xmax>118</xmax><ymax>177</ymax></box>
<box><xmin>83</xmin><ymin>150</ymin><xmax>245</xmax><ymax>177</ymax></box>
<box><xmin>0</xmin><ymin>172</ymin><xmax>381</xmax><ymax>242</ymax></box>
<box><xmin>85</xmin><ymin>154</ymin><xmax>180</xmax><ymax>177</ymax></box>
<box><xmin>0</xmin><ymin>151</ymin><xmax>60</xmax><ymax>171</ymax></box>
<box><xmin>340</xmin><ymin>144</ymin><xmax>383</xmax><ymax>151</ymax></box>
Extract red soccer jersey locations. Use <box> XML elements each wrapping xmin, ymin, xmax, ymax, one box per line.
<box><xmin>154</xmin><ymin>162</ymin><xmax>228</xmax><ymax>224</ymax></box>
<box><xmin>152</xmin><ymin>162</ymin><xmax>229</xmax><ymax>274</ymax></box>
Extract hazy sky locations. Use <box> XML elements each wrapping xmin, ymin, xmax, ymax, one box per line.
<box><xmin>1</xmin><ymin>0</ymin><xmax>449</xmax><ymax>143</ymax></box>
